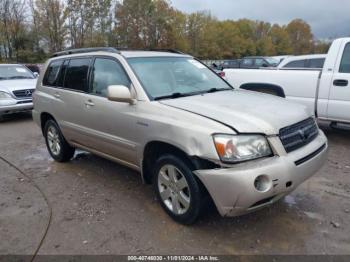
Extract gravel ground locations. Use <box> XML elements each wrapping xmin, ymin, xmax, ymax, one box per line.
<box><xmin>0</xmin><ymin>113</ymin><xmax>349</xmax><ymax>256</ymax></box>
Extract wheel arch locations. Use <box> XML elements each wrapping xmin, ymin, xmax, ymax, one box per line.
<box><xmin>141</xmin><ymin>140</ymin><xmax>218</xmax><ymax>184</ymax></box>
<box><xmin>40</xmin><ymin>112</ymin><xmax>56</xmax><ymax>134</ymax></box>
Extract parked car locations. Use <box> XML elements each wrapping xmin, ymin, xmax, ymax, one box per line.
<box><xmin>25</xmin><ymin>64</ymin><xmax>41</xmax><ymax>74</ymax></box>
<box><xmin>271</xmin><ymin>55</ymin><xmax>293</xmax><ymax>64</ymax></box>
<box><xmin>219</xmin><ymin>59</ymin><xmax>241</xmax><ymax>70</ymax></box>
<box><xmin>209</xmin><ymin>63</ymin><xmax>225</xmax><ymax>78</ymax></box>
<box><xmin>0</xmin><ymin>64</ymin><xmax>38</xmax><ymax>118</ymax></box>
<box><xmin>33</xmin><ymin>47</ymin><xmax>328</xmax><ymax>224</ymax></box>
<box><xmin>224</xmin><ymin>38</ymin><xmax>350</xmax><ymax>126</ymax></box>
<box><xmin>219</xmin><ymin>57</ymin><xmax>279</xmax><ymax>70</ymax></box>
<box><xmin>277</xmin><ymin>54</ymin><xmax>326</xmax><ymax>70</ymax></box>
<box><xmin>240</xmin><ymin>56</ymin><xmax>279</xmax><ymax>69</ymax></box>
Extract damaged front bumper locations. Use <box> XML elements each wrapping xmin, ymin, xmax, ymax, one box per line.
<box><xmin>194</xmin><ymin>131</ymin><xmax>328</xmax><ymax>217</ymax></box>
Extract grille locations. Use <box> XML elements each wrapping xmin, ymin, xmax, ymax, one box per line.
<box><xmin>12</xmin><ymin>89</ymin><xmax>34</xmax><ymax>99</ymax></box>
<box><xmin>279</xmin><ymin>118</ymin><xmax>319</xmax><ymax>153</ymax></box>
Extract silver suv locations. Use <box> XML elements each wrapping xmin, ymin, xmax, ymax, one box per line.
<box><xmin>33</xmin><ymin>48</ymin><xmax>328</xmax><ymax>224</ymax></box>
<box><xmin>0</xmin><ymin>64</ymin><xmax>37</xmax><ymax>118</ymax></box>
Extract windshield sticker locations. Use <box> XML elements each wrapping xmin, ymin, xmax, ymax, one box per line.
<box><xmin>16</xmin><ymin>68</ymin><xmax>27</xmax><ymax>73</ymax></box>
<box><xmin>188</xmin><ymin>59</ymin><xmax>206</xmax><ymax>69</ymax></box>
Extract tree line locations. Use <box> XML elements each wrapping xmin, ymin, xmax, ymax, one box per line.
<box><xmin>0</xmin><ymin>0</ymin><xmax>331</xmax><ymax>63</ymax></box>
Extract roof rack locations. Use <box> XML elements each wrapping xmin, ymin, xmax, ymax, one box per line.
<box><xmin>148</xmin><ymin>49</ymin><xmax>185</xmax><ymax>54</ymax></box>
<box><xmin>51</xmin><ymin>47</ymin><xmax>120</xmax><ymax>58</ymax></box>
<box><xmin>116</xmin><ymin>48</ymin><xmax>185</xmax><ymax>54</ymax></box>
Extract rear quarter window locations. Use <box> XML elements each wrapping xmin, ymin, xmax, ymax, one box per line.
<box><xmin>56</xmin><ymin>60</ymin><xmax>69</xmax><ymax>87</ymax></box>
<box><xmin>308</xmin><ymin>58</ymin><xmax>325</xmax><ymax>69</ymax></box>
<box><xmin>43</xmin><ymin>60</ymin><xmax>63</xmax><ymax>86</ymax></box>
<box><xmin>283</xmin><ymin>59</ymin><xmax>306</xmax><ymax>68</ymax></box>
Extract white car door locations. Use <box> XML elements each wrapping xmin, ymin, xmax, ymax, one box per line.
<box><xmin>328</xmin><ymin>41</ymin><xmax>350</xmax><ymax>122</ymax></box>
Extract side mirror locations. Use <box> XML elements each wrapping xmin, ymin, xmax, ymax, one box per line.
<box><xmin>262</xmin><ymin>63</ymin><xmax>269</xmax><ymax>67</ymax></box>
<box><xmin>107</xmin><ymin>85</ymin><xmax>134</xmax><ymax>104</ymax></box>
<box><xmin>33</xmin><ymin>72</ymin><xmax>39</xmax><ymax>78</ymax></box>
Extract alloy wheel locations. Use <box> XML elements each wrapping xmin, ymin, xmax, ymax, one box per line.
<box><xmin>47</xmin><ymin>125</ymin><xmax>61</xmax><ymax>156</ymax></box>
<box><xmin>157</xmin><ymin>164</ymin><xmax>191</xmax><ymax>215</ymax></box>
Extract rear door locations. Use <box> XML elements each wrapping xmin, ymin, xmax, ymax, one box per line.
<box><xmin>52</xmin><ymin>57</ymin><xmax>94</xmax><ymax>143</ymax></box>
<box><xmin>328</xmin><ymin>42</ymin><xmax>350</xmax><ymax>122</ymax></box>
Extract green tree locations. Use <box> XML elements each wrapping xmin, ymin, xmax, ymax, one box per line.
<box><xmin>33</xmin><ymin>0</ymin><xmax>67</xmax><ymax>52</ymax></box>
<box><xmin>0</xmin><ymin>0</ymin><xmax>332</xmax><ymax>62</ymax></box>
<box><xmin>286</xmin><ymin>19</ymin><xmax>313</xmax><ymax>54</ymax></box>
<box><xmin>270</xmin><ymin>24</ymin><xmax>292</xmax><ymax>55</ymax></box>
<box><xmin>313</xmin><ymin>40</ymin><xmax>331</xmax><ymax>54</ymax></box>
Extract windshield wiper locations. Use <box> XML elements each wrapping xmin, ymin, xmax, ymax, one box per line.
<box><xmin>154</xmin><ymin>92</ymin><xmax>189</xmax><ymax>101</ymax></box>
<box><xmin>205</xmin><ymin>87</ymin><xmax>232</xmax><ymax>93</ymax></box>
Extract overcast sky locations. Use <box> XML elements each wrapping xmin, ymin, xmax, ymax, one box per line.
<box><xmin>171</xmin><ymin>0</ymin><xmax>349</xmax><ymax>39</ymax></box>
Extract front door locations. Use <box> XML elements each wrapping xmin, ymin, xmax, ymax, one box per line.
<box><xmin>79</xmin><ymin>57</ymin><xmax>138</xmax><ymax>166</ymax></box>
<box><xmin>328</xmin><ymin>42</ymin><xmax>350</xmax><ymax>122</ymax></box>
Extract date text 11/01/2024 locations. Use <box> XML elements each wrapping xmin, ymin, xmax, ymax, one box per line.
<box><xmin>127</xmin><ymin>256</ymin><xmax>219</xmax><ymax>261</ymax></box>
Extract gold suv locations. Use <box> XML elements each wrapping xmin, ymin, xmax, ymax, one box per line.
<box><xmin>33</xmin><ymin>48</ymin><xmax>328</xmax><ymax>224</ymax></box>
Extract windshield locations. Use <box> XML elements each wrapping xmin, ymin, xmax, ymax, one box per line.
<box><xmin>127</xmin><ymin>57</ymin><xmax>232</xmax><ymax>99</ymax></box>
<box><xmin>0</xmin><ymin>65</ymin><xmax>35</xmax><ymax>80</ymax></box>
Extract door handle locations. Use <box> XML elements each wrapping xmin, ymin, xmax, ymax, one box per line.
<box><xmin>84</xmin><ymin>100</ymin><xmax>95</xmax><ymax>107</ymax></box>
<box><xmin>53</xmin><ymin>92</ymin><xmax>60</xmax><ymax>98</ymax></box>
<box><xmin>333</xmin><ymin>79</ymin><xmax>348</xmax><ymax>86</ymax></box>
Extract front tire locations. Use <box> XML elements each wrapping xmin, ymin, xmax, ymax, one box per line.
<box><xmin>44</xmin><ymin>120</ymin><xmax>75</xmax><ymax>162</ymax></box>
<box><xmin>153</xmin><ymin>154</ymin><xmax>203</xmax><ymax>225</ymax></box>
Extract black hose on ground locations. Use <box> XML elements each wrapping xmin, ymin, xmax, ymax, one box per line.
<box><xmin>0</xmin><ymin>155</ymin><xmax>52</xmax><ymax>262</ymax></box>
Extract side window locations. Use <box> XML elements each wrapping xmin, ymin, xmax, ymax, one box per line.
<box><xmin>308</xmin><ymin>58</ymin><xmax>325</xmax><ymax>69</ymax></box>
<box><xmin>254</xmin><ymin>59</ymin><xmax>264</xmax><ymax>67</ymax></box>
<box><xmin>241</xmin><ymin>59</ymin><xmax>253</xmax><ymax>66</ymax></box>
<box><xmin>284</xmin><ymin>59</ymin><xmax>306</xmax><ymax>68</ymax></box>
<box><xmin>43</xmin><ymin>60</ymin><xmax>62</xmax><ymax>86</ymax></box>
<box><xmin>229</xmin><ymin>61</ymin><xmax>238</xmax><ymax>67</ymax></box>
<box><xmin>339</xmin><ymin>43</ymin><xmax>350</xmax><ymax>73</ymax></box>
<box><xmin>56</xmin><ymin>60</ymin><xmax>69</xmax><ymax>87</ymax></box>
<box><xmin>90</xmin><ymin>58</ymin><xmax>130</xmax><ymax>97</ymax></box>
<box><xmin>63</xmin><ymin>58</ymin><xmax>91</xmax><ymax>92</ymax></box>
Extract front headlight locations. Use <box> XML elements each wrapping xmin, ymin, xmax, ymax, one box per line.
<box><xmin>213</xmin><ymin>134</ymin><xmax>272</xmax><ymax>163</ymax></box>
<box><xmin>0</xmin><ymin>91</ymin><xmax>12</xmax><ymax>99</ymax></box>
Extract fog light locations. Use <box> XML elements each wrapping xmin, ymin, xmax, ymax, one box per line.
<box><xmin>254</xmin><ymin>175</ymin><xmax>272</xmax><ymax>192</ymax></box>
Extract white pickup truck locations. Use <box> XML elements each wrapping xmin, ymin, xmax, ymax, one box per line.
<box><xmin>225</xmin><ymin>38</ymin><xmax>350</xmax><ymax>125</ymax></box>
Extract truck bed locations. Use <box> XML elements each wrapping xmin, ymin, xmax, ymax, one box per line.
<box><xmin>224</xmin><ymin>68</ymin><xmax>321</xmax><ymax>114</ymax></box>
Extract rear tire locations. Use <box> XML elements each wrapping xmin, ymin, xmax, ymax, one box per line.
<box><xmin>44</xmin><ymin>120</ymin><xmax>75</xmax><ymax>162</ymax></box>
<box><xmin>153</xmin><ymin>154</ymin><xmax>204</xmax><ymax>225</ymax></box>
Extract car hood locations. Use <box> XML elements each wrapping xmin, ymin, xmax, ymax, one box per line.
<box><xmin>0</xmin><ymin>79</ymin><xmax>37</xmax><ymax>93</ymax></box>
<box><xmin>160</xmin><ymin>90</ymin><xmax>312</xmax><ymax>135</ymax></box>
